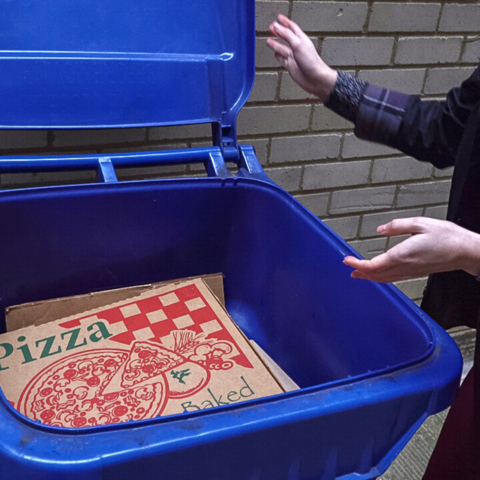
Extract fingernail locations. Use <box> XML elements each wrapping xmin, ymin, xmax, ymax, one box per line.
<box><xmin>377</xmin><ymin>225</ymin><xmax>386</xmax><ymax>234</ymax></box>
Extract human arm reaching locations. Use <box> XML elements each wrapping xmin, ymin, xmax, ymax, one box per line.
<box><xmin>268</xmin><ymin>15</ymin><xmax>480</xmax><ymax>168</ymax></box>
<box><xmin>343</xmin><ymin>217</ymin><xmax>480</xmax><ymax>283</ymax></box>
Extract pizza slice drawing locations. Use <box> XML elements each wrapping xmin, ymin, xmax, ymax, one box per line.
<box><xmin>122</xmin><ymin>341</ymin><xmax>185</xmax><ymax>388</ymax></box>
<box><xmin>102</xmin><ymin>340</ymin><xmax>210</xmax><ymax>399</ymax></box>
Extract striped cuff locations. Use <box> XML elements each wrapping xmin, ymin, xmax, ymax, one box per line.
<box><xmin>324</xmin><ymin>70</ymin><xmax>367</xmax><ymax>123</ymax></box>
<box><xmin>354</xmin><ymin>84</ymin><xmax>410</xmax><ymax>148</ymax></box>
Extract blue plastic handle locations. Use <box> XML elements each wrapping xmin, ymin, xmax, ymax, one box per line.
<box><xmin>0</xmin><ymin>145</ymin><xmax>275</xmax><ymax>185</ymax></box>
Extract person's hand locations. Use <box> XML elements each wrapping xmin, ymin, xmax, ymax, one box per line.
<box><xmin>267</xmin><ymin>14</ymin><xmax>337</xmax><ymax>102</ymax></box>
<box><xmin>343</xmin><ymin>217</ymin><xmax>480</xmax><ymax>283</ymax></box>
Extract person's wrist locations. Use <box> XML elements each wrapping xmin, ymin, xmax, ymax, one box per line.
<box><xmin>314</xmin><ymin>68</ymin><xmax>338</xmax><ymax>103</ymax></box>
<box><xmin>459</xmin><ymin>230</ymin><xmax>480</xmax><ymax>278</ymax></box>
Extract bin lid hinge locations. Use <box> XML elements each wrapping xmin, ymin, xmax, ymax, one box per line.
<box><xmin>211</xmin><ymin>123</ymin><xmax>239</xmax><ymax>162</ymax></box>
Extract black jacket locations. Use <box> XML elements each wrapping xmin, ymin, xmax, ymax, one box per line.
<box><xmin>395</xmin><ymin>66</ymin><xmax>480</xmax><ymax>329</ymax></box>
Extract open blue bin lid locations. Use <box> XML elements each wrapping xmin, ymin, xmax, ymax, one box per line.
<box><xmin>1</xmin><ymin>0</ymin><xmax>255</xmax><ymax>131</ymax></box>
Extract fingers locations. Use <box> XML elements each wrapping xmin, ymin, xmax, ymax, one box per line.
<box><xmin>344</xmin><ymin>256</ymin><xmax>411</xmax><ymax>283</ymax></box>
<box><xmin>344</xmin><ymin>253</ymin><xmax>393</xmax><ymax>274</ymax></box>
<box><xmin>266</xmin><ymin>37</ymin><xmax>291</xmax><ymax>60</ymax></box>
<box><xmin>350</xmin><ymin>268</ymin><xmax>409</xmax><ymax>283</ymax></box>
<box><xmin>377</xmin><ymin>217</ymin><xmax>426</xmax><ymax>236</ymax></box>
<box><xmin>269</xmin><ymin>14</ymin><xmax>311</xmax><ymax>50</ymax></box>
<box><xmin>269</xmin><ymin>21</ymin><xmax>301</xmax><ymax>49</ymax></box>
<box><xmin>276</xmin><ymin>14</ymin><xmax>309</xmax><ymax>41</ymax></box>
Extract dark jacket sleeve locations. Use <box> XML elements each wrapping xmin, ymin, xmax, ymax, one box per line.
<box><xmin>355</xmin><ymin>65</ymin><xmax>480</xmax><ymax>169</ymax></box>
<box><xmin>394</xmin><ymin>66</ymin><xmax>480</xmax><ymax>168</ymax></box>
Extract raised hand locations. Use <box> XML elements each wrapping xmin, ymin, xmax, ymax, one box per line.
<box><xmin>343</xmin><ymin>217</ymin><xmax>480</xmax><ymax>283</ymax></box>
<box><xmin>267</xmin><ymin>14</ymin><xmax>337</xmax><ymax>102</ymax></box>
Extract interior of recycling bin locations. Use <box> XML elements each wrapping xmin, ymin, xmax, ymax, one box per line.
<box><xmin>0</xmin><ymin>177</ymin><xmax>433</xmax><ymax>390</ymax></box>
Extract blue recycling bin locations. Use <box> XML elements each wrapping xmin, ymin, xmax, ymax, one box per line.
<box><xmin>0</xmin><ymin>1</ymin><xmax>462</xmax><ymax>479</ymax></box>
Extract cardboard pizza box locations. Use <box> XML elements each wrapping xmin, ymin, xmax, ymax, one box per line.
<box><xmin>250</xmin><ymin>340</ymin><xmax>300</xmax><ymax>392</ymax></box>
<box><xmin>5</xmin><ymin>273</ymin><xmax>299</xmax><ymax>393</ymax></box>
<box><xmin>5</xmin><ymin>273</ymin><xmax>225</xmax><ymax>332</ymax></box>
<box><xmin>0</xmin><ymin>278</ymin><xmax>284</xmax><ymax>427</ymax></box>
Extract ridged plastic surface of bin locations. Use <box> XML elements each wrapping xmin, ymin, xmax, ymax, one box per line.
<box><xmin>0</xmin><ymin>1</ymin><xmax>462</xmax><ymax>479</ymax></box>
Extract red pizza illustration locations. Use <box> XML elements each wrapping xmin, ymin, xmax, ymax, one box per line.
<box><xmin>122</xmin><ymin>341</ymin><xmax>185</xmax><ymax>388</ymax></box>
<box><xmin>17</xmin><ymin>349</ymin><xmax>167</xmax><ymax>428</ymax></box>
<box><xmin>102</xmin><ymin>340</ymin><xmax>211</xmax><ymax>399</ymax></box>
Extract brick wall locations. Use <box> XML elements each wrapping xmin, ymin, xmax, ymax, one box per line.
<box><xmin>1</xmin><ymin>1</ymin><xmax>479</xmax><ymax>302</ymax></box>
<box><xmin>253</xmin><ymin>0</ymin><xmax>479</xmax><ymax>303</ymax></box>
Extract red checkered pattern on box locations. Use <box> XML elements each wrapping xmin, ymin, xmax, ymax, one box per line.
<box><xmin>59</xmin><ymin>283</ymin><xmax>252</xmax><ymax>368</ymax></box>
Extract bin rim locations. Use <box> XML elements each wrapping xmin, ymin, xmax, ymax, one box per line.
<box><xmin>0</xmin><ymin>174</ymin><xmax>442</xmax><ymax>436</ymax></box>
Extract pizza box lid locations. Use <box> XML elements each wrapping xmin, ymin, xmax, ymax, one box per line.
<box><xmin>0</xmin><ymin>278</ymin><xmax>285</xmax><ymax>427</ymax></box>
<box><xmin>0</xmin><ymin>0</ymin><xmax>255</xmax><ymax>132</ymax></box>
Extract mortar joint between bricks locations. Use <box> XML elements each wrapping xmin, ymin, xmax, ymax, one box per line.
<box><xmin>245</xmin><ymin>99</ymin><xmax>316</xmax><ymax>108</ymax></box>
<box><xmin>392</xmin><ymin>184</ymin><xmax>402</xmax><ymax>209</ymax></box>
<box><xmin>275</xmin><ymin>72</ymin><xmax>283</xmax><ymax>103</ymax></box>
<box><xmin>299</xmin><ymin>165</ymin><xmax>306</xmax><ymax>191</ymax></box>
<box><xmin>325</xmin><ymin>191</ymin><xmax>334</xmax><ymax>217</ymax></box>
<box><xmin>435</xmin><ymin>3</ymin><xmax>445</xmax><ymax>34</ymax></box>
<box><xmin>266</xmin><ymin>137</ymin><xmax>273</xmax><ymax>166</ymax></box>
<box><xmin>391</xmin><ymin>37</ymin><xmax>399</xmax><ymax>68</ymax></box>
<box><xmin>421</xmin><ymin>68</ymin><xmax>429</xmax><ymax>96</ymax></box>
<box><xmin>317</xmin><ymin>36</ymin><xmax>324</xmax><ymax>57</ymax></box>
<box><xmin>367</xmin><ymin>158</ymin><xmax>374</xmax><ymax>186</ymax></box>
<box><xmin>339</xmin><ymin>133</ymin><xmax>346</xmax><ymax>161</ymax></box>
<box><xmin>459</xmin><ymin>35</ymin><xmax>472</xmax><ymax>63</ymax></box>
<box><xmin>363</xmin><ymin>1</ymin><xmax>373</xmax><ymax>36</ymax></box>
<box><xmin>307</xmin><ymin>103</ymin><xmax>316</xmax><ymax>132</ymax></box>
<box><xmin>355</xmin><ymin>215</ymin><xmax>364</xmax><ymax>240</ymax></box>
